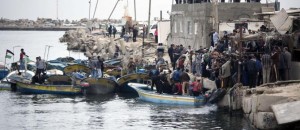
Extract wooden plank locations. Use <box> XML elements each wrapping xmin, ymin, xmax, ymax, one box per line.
<box><xmin>271</xmin><ymin>101</ymin><xmax>300</xmax><ymax>125</ymax></box>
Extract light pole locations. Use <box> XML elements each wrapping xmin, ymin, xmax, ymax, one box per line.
<box><xmin>46</xmin><ymin>45</ymin><xmax>53</xmax><ymax>61</ymax></box>
<box><xmin>44</xmin><ymin>45</ymin><xmax>49</xmax><ymax>60</ymax></box>
<box><xmin>89</xmin><ymin>0</ymin><xmax>91</xmax><ymax>20</ymax></box>
<box><xmin>13</xmin><ymin>45</ymin><xmax>21</xmax><ymax>62</ymax></box>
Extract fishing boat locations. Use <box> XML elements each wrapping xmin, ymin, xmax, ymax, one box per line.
<box><xmin>63</xmin><ymin>64</ymin><xmax>91</xmax><ymax>76</ymax></box>
<box><xmin>82</xmin><ymin>77</ymin><xmax>118</xmax><ymax>94</ymax></box>
<box><xmin>0</xmin><ymin>69</ymin><xmax>9</xmax><ymax>81</ymax></box>
<box><xmin>15</xmin><ymin>75</ymin><xmax>83</xmax><ymax>95</ymax></box>
<box><xmin>0</xmin><ymin>64</ymin><xmax>9</xmax><ymax>80</ymax></box>
<box><xmin>128</xmin><ymin>83</ymin><xmax>206</xmax><ymax>106</ymax></box>
<box><xmin>117</xmin><ymin>73</ymin><xmax>150</xmax><ymax>92</ymax></box>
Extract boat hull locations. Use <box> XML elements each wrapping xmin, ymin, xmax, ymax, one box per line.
<box><xmin>118</xmin><ymin>73</ymin><xmax>150</xmax><ymax>93</ymax></box>
<box><xmin>83</xmin><ymin>78</ymin><xmax>118</xmax><ymax>94</ymax></box>
<box><xmin>128</xmin><ymin>83</ymin><xmax>205</xmax><ymax>106</ymax></box>
<box><xmin>16</xmin><ymin>81</ymin><xmax>82</xmax><ymax>95</ymax></box>
<box><xmin>0</xmin><ymin>69</ymin><xmax>9</xmax><ymax>80</ymax></box>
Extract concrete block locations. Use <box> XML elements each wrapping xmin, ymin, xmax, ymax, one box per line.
<box><xmin>236</xmin><ymin>95</ymin><xmax>243</xmax><ymax>110</ymax></box>
<box><xmin>253</xmin><ymin>112</ymin><xmax>258</xmax><ymax>127</ymax></box>
<box><xmin>232</xmin><ymin>91</ymin><xmax>243</xmax><ymax>110</ymax></box>
<box><xmin>249</xmin><ymin>112</ymin><xmax>254</xmax><ymax>124</ymax></box>
<box><xmin>251</xmin><ymin>95</ymin><xmax>258</xmax><ymax>113</ymax></box>
<box><xmin>257</xmin><ymin>95</ymin><xmax>289</xmax><ymax>112</ymax></box>
<box><xmin>244</xmin><ymin>114</ymin><xmax>250</xmax><ymax>119</ymax></box>
<box><xmin>256</xmin><ymin>112</ymin><xmax>278</xmax><ymax>129</ymax></box>
<box><xmin>217</xmin><ymin>94</ymin><xmax>229</xmax><ymax>107</ymax></box>
<box><xmin>243</xmin><ymin>97</ymin><xmax>252</xmax><ymax>114</ymax></box>
<box><xmin>272</xmin><ymin>101</ymin><xmax>300</xmax><ymax>125</ymax></box>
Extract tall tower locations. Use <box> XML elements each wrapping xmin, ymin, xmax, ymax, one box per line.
<box><xmin>56</xmin><ymin>0</ymin><xmax>59</xmax><ymax>20</ymax></box>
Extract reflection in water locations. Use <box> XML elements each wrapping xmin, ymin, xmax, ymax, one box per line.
<box><xmin>0</xmin><ymin>91</ymin><xmax>252</xmax><ymax>130</ymax></box>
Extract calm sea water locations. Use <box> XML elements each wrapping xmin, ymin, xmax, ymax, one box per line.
<box><xmin>0</xmin><ymin>31</ymin><xmax>86</xmax><ymax>66</ymax></box>
<box><xmin>0</xmin><ymin>31</ymin><xmax>252</xmax><ymax>130</ymax></box>
<box><xmin>0</xmin><ymin>91</ymin><xmax>252</xmax><ymax>130</ymax></box>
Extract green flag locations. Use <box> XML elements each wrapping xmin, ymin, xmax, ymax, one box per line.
<box><xmin>5</xmin><ymin>54</ymin><xmax>12</xmax><ymax>59</ymax></box>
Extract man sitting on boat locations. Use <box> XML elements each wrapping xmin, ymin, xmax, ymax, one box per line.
<box><xmin>191</xmin><ymin>77</ymin><xmax>203</xmax><ymax>96</ymax></box>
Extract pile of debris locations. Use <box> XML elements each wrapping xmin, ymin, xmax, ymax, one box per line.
<box><xmin>59</xmin><ymin>29</ymin><xmax>158</xmax><ymax>68</ymax></box>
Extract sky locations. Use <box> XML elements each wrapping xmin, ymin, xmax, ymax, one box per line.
<box><xmin>0</xmin><ymin>0</ymin><xmax>299</xmax><ymax>21</ymax></box>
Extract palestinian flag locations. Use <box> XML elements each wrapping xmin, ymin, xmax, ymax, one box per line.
<box><xmin>5</xmin><ymin>49</ymin><xmax>14</xmax><ymax>59</ymax></box>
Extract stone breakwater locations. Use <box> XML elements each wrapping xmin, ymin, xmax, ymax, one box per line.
<box><xmin>59</xmin><ymin>29</ymin><xmax>157</xmax><ymax>67</ymax></box>
<box><xmin>218</xmin><ymin>81</ymin><xmax>300</xmax><ymax>129</ymax></box>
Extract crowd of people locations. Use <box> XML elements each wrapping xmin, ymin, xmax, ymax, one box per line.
<box><xmin>142</xmin><ymin>26</ymin><xmax>292</xmax><ymax>96</ymax></box>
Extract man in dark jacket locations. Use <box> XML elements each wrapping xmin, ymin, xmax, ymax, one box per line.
<box><xmin>168</xmin><ymin>44</ymin><xmax>174</xmax><ymax>70</ymax></box>
<box><xmin>149</xmin><ymin>68</ymin><xmax>160</xmax><ymax>91</ymax></box>
<box><xmin>246</xmin><ymin>54</ymin><xmax>258</xmax><ymax>88</ymax></box>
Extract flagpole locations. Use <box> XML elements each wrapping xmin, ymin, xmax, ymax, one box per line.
<box><xmin>4</xmin><ymin>51</ymin><xmax>7</xmax><ymax>70</ymax></box>
<box><xmin>13</xmin><ymin>45</ymin><xmax>21</xmax><ymax>63</ymax></box>
<box><xmin>46</xmin><ymin>46</ymin><xmax>53</xmax><ymax>61</ymax></box>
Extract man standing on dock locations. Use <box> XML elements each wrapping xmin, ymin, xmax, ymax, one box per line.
<box><xmin>88</xmin><ymin>57</ymin><xmax>97</xmax><ymax>78</ymax></box>
<box><xmin>283</xmin><ymin>47</ymin><xmax>291</xmax><ymax>80</ymax></box>
<box><xmin>19</xmin><ymin>48</ymin><xmax>26</xmax><ymax>73</ymax></box>
<box><xmin>262</xmin><ymin>51</ymin><xmax>271</xmax><ymax>83</ymax></box>
<box><xmin>96</xmin><ymin>56</ymin><xmax>104</xmax><ymax>78</ymax></box>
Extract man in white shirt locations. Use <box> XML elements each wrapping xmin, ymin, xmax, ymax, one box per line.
<box><xmin>213</xmin><ymin>31</ymin><xmax>219</xmax><ymax>46</ymax></box>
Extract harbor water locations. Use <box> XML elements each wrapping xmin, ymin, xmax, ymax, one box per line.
<box><xmin>0</xmin><ymin>31</ymin><xmax>86</xmax><ymax>66</ymax></box>
<box><xmin>0</xmin><ymin>31</ymin><xmax>252</xmax><ymax>129</ymax></box>
<box><xmin>0</xmin><ymin>91</ymin><xmax>252</xmax><ymax>130</ymax></box>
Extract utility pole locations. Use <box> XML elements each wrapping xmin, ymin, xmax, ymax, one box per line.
<box><xmin>93</xmin><ymin>0</ymin><xmax>99</xmax><ymax>19</ymax></box>
<box><xmin>89</xmin><ymin>0</ymin><xmax>91</xmax><ymax>20</ymax></box>
<box><xmin>56</xmin><ymin>0</ymin><xmax>58</xmax><ymax>20</ymax></box>
<box><xmin>142</xmin><ymin>27</ymin><xmax>145</xmax><ymax>58</ymax></box>
<box><xmin>160</xmin><ymin>10</ymin><xmax>162</xmax><ymax>21</ymax></box>
<box><xmin>147</xmin><ymin>0</ymin><xmax>152</xmax><ymax>39</ymax></box>
<box><xmin>212</xmin><ymin>0</ymin><xmax>219</xmax><ymax>32</ymax></box>
<box><xmin>237</xmin><ymin>26</ymin><xmax>243</xmax><ymax>84</ymax></box>
<box><xmin>108</xmin><ymin>0</ymin><xmax>120</xmax><ymax>20</ymax></box>
<box><xmin>134</xmin><ymin>0</ymin><xmax>137</xmax><ymax>21</ymax></box>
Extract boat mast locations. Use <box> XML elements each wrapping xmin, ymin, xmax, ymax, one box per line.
<box><xmin>147</xmin><ymin>0</ymin><xmax>152</xmax><ymax>39</ymax></box>
<box><xmin>93</xmin><ymin>0</ymin><xmax>99</xmax><ymax>19</ymax></box>
<box><xmin>108</xmin><ymin>0</ymin><xmax>121</xmax><ymax>21</ymax></box>
<box><xmin>134</xmin><ymin>0</ymin><xmax>136</xmax><ymax>21</ymax></box>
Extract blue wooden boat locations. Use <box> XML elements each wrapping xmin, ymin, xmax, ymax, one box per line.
<box><xmin>128</xmin><ymin>83</ymin><xmax>206</xmax><ymax>106</ymax></box>
<box><xmin>82</xmin><ymin>77</ymin><xmax>118</xmax><ymax>94</ymax></box>
<box><xmin>0</xmin><ymin>69</ymin><xmax>9</xmax><ymax>81</ymax></box>
<box><xmin>117</xmin><ymin>73</ymin><xmax>150</xmax><ymax>93</ymax></box>
<box><xmin>15</xmin><ymin>75</ymin><xmax>83</xmax><ymax>95</ymax></box>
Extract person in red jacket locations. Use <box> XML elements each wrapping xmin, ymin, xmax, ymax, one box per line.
<box><xmin>154</xmin><ymin>27</ymin><xmax>158</xmax><ymax>43</ymax></box>
<box><xmin>191</xmin><ymin>77</ymin><xmax>202</xmax><ymax>96</ymax></box>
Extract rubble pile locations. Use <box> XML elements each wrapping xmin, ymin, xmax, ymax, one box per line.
<box><xmin>59</xmin><ymin>29</ymin><xmax>158</xmax><ymax>68</ymax></box>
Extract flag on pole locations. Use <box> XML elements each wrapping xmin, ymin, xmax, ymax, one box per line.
<box><xmin>5</xmin><ymin>49</ymin><xmax>14</xmax><ymax>59</ymax></box>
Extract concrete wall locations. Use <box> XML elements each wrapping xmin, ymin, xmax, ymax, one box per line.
<box><xmin>291</xmin><ymin>62</ymin><xmax>300</xmax><ymax>80</ymax></box>
<box><xmin>170</xmin><ymin>3</ymin><xmax>262</xmax><ymax>49</ymax></box>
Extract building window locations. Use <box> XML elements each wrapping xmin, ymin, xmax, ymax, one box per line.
<box><xmin>174</xmin><ymin>22</ymin><xmax>177</xmax><ymax>33</ymax></box>
<box><xmin>180</xmin><ymin>21</ymin><xmax>183</xmax><ymax>33</ymax></box>
<box><xmin>194</xmin><ymin>22</ymin><xmax>198</xmax><ymax>34</ymax></box>
<box><xmin>187</xmin><ymin>21</ymin><xmax>192</xmax><ymax>34</ymax></box>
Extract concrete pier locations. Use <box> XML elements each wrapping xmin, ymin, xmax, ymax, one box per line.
<box><xmin>218</xmin><ymin>81</ymin><xmax>300</xmax><ymax>129</ymax></box>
